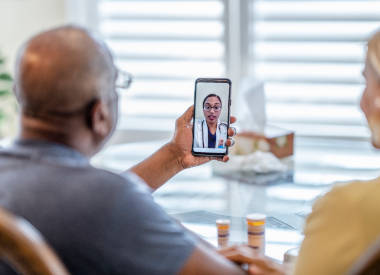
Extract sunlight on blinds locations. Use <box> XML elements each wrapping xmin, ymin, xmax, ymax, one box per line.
<box><xmin>98</xmin><ymin>0</ymin><xmax>226</xmax><ymax>132</ymax></box>
<box><xmin>249</xmin><ymin>0</ymin><xmax>380</xmax><ymax>139</ymax></box>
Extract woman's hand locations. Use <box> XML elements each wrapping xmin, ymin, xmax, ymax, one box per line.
<box><xmin>218</xmin><ymin>245</ymin><xmax>286</xmax><ymax>275</ymax></box>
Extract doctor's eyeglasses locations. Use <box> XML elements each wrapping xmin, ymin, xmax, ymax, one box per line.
<box><xmin>204</xmin><ymin>105</ymin><xmax>222</xmax><ymax>112</ymax></box>
<box><xmin>116</xmin><ymin>70</ymin><xmax>133</xmax><ymax>90</ymax></box>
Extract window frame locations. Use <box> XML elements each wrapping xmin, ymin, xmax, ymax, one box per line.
<box><xmin>66</xmin><ymin>0</ymin><xmax>375</xmax><ymax>142</ymax></box>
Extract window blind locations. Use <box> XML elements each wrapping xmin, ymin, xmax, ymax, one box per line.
<box><xmin>97</xmin><ymin>0</ymin><xmax>226</xmax><ymax>133</ymax></box>
<box><xmin>249</xmin><ymin>0</ymin><xmax>380</xmax><ymax>139</ymax></box>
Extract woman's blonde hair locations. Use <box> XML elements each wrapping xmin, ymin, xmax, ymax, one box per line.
<box><xmin>368</xmin><ymin>29</ymin><xmax>380</xmax><ymax>77</ymax></box>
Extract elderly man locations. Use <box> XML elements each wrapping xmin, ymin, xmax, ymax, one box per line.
<box><xmin>0</xmin><ymin>25</ymin><xmax>248</xmax><ymax>274</ymax></box>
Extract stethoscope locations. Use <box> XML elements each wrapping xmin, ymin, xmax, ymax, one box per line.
<box><xmin>201</xmin><ymin>120</ymin><xmax>228</xmax><ymax>148</ymax></box>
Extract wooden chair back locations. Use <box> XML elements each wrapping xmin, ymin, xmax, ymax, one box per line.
<box><xmin>0</xmin><ymin>207</ymin><xmax>69</xmax><ymax>275</ymax></box>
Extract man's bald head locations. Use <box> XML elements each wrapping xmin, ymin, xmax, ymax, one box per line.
<box><xmin>15</xmin><ymin>25</ymin><xmax>116</xmax><ymax>117</ymax></box>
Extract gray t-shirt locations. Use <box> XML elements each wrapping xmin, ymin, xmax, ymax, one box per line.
<box><xmin>0</xmin><ymin>140</ymin><xmax>196</xmax><ymax>274</ymax></box>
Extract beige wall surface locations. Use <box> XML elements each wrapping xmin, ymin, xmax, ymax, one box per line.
<box><xmin>0</xmin><ymin>0</ymin><xmax>65</xmax><ymax>72</ymax></box>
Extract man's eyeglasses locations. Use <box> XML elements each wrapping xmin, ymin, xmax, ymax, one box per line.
<box><xmin>116</xmin><ymin>70</ymin><xmax>133</xmax><ymax>90</ymax></box>
<box><xmin>204</xmin><ymin>105</ymin><xmax>221</xmax><ymax>112</ymax></box>
<box><xmin>24</xmin><ymin>69</ymin><xmax>133</xmax><ymax>124</ymax></box>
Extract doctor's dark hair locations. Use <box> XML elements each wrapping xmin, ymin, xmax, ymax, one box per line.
<box><xmin>202</xmin><ymin>94</ymin><xmax>222</xmax><ymax>108</ymax></box>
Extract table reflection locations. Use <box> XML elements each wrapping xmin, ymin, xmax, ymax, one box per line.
<box><xmin>171</xmin><ymin>210</ymin><xmax>303</xmax><ymax>261</ymax></box>
<box><xmin>93</xmin><ymin>137</ymin><xmax>380</xmax><ymax>261</ymax></box>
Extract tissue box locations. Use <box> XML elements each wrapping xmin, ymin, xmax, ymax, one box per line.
<box><xmin>231</xmin><ymin>126</ymin><xmax>294</xmax><ymax>159</ymax></box>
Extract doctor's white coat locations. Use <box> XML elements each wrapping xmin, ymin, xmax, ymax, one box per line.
<box><xmin>193</xmin><ymin>119</ymin><xmax>228</xmax><ymax>148</ymax></box>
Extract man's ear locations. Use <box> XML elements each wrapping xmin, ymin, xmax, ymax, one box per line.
<box><xmin>13</xmin><ymin>84</ymin><xmax>21</xmax><ymax>102</ymax></box>
<box><xmin>88</xmin><ymin>100</ymin><xmax>111</xmax><ymax>137</ymax></box>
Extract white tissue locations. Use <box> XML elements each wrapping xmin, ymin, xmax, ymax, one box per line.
<box><xmin>216</xmin><ymin>79</ymin><xmax>289</xmax><ymax>178</ymax></box>
<box><xmin>238</xmin><ymin>79</ymin><xmax>266</xmax><ymax>133</ymax></box>
<box><xmin>226</xmin><ymin>151</ymin><xmax>287</xmax><ymax>173</ymax></box>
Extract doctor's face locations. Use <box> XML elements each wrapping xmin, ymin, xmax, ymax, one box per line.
<box><xmin>203</xmin><ymin>96</ymin><xmax>222</xmax><ymax>125</ymax></box>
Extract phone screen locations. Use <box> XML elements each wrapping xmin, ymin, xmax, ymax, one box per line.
<box><xmin>192</xmin><ymin>78</ymin><xmax>231</xmax><ymax>156</ymax></box>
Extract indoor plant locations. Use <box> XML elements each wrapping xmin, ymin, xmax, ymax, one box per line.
<box><xmin>0</xmin><ymin>54</ymin><xmax>17</xmax><ymax>138</ymax></box>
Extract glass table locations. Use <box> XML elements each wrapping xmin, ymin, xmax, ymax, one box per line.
<box><xmin>93</xmin><ymin>137</ymin><xmax>380</xmax><ymax>261</ymax></box>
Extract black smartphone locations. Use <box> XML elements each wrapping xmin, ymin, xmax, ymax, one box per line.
<box><xmin>192</xmin><ymin>78</ymin><xmax>232</xmax><ymax>157</ymax></box>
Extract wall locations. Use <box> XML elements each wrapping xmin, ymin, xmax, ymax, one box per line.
<box><xmin>0</xmin><ymin>0</ymin><xmax>65</xmax><ymax>72</ymax></box>
<box><xmin>0</xmin><ymin>0</ymin><xmax>168</xmax><ymax>143</ymax></box>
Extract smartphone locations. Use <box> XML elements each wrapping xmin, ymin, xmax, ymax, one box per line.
<box><xmin>192</xmin><ymin>78</ymin><xmax>232</xmax><ymax>157</ymax></box>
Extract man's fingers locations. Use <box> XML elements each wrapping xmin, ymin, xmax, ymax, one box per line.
<box><xmin>222</xmin><ymin>248</ymin><xmax>257</xmax><ymax>264</ymax></box>
<box><xmin>248</xmin><ymin>257</ymin><xmax>286</xmax><ymax>274</ymax></box>
<box><xmin>218</xmin><ymin>245</ymin><xmax>240</xmax><ymax>254</ymax></box>
<box><xmin>220</xmin><ymin>246</ymin><xmax>285</xmax><ymax>274</ymax></box>
<box><xmin>182</xmin><ymin>105</ymin><xmax>194</xmax><ymax>123</ymax></box>
<box><xmin>225</xmin><ymin>253</ymin><xmax>254</xmax><ymax>264</ymax></box>
<box><xmin>228</xmin><ymin>127</ymin><xmax>237</xmax><ymax>137</ymax></box>
<box><xmin>230</xmin><ymin>116</ymin><xmax>237</xmax><ymax>124</ymax></box>
<box><xmin>230</xmin><ymin>139</ymin><xmax>235</xmax><ymax>147</ymax></box>
<box><xmin>248</xmin><ymin>265</ymin><xmax>261</xmax><ymax>275</ymax></box>
<box><xmin>209</xmin><ymin>156</ymin><xmax>221</xmax><ymax>161</ymax></box>
<box><xmin>225</xmin><ymin>138</ymin><xmax>235</xmax><ymax>147</ymax></box>
<box><xmin>196</xmin><ymin>156</ymin><xmax>212</xmax><ymax>165</ymax></box>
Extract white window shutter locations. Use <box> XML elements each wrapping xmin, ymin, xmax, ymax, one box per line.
<box><xmin>98</xmin><ymin>0</ymin><xmax>226</xmax><ymax>132</ymax></box>
<box><xmin>248</xmin><ymin>0</ymin><xmax>380</xmax><ymax>139</ymax></box>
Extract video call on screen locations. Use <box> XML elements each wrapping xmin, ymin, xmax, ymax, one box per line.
<box><xmin>193</xmin><ymin>81</ymin><xmax>230</xmax><ymax>154</ymax></box>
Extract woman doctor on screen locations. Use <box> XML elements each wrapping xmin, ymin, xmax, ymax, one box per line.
<box><xmin>194</xmin><ymin>94</ymin><xmax>228</xmax><ymax>148</ymax></box>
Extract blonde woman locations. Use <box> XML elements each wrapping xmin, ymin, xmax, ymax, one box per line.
<box><xmin>220</xmin><ymin>29</ymin><xmax>380</xmax><ymax>275</ymax></box>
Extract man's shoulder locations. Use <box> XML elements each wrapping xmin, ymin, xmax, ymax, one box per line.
<box><xmin>79</xmin><ymin>166</ymin><xmax>150</xmax><ymax>194</ymax></box>
<box><xmin>84</xmin><ymin>166</ymin><xmax>126</xmax><ymax>183</ymax></box>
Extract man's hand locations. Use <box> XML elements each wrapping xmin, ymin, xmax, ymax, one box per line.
<box><xmin>218</xmin><ymin>246</ymin><xmax>286</xmax><ymax>275</ymax></box>
<box><xmin>130</xmin><ymin>105</ymin><xmax>236</xmax><ymax>190</ymax></box>
<box><xmin>170</xmin><ymin>105</ymin><xmax>237</xmax><ymax>169</ymax></box>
